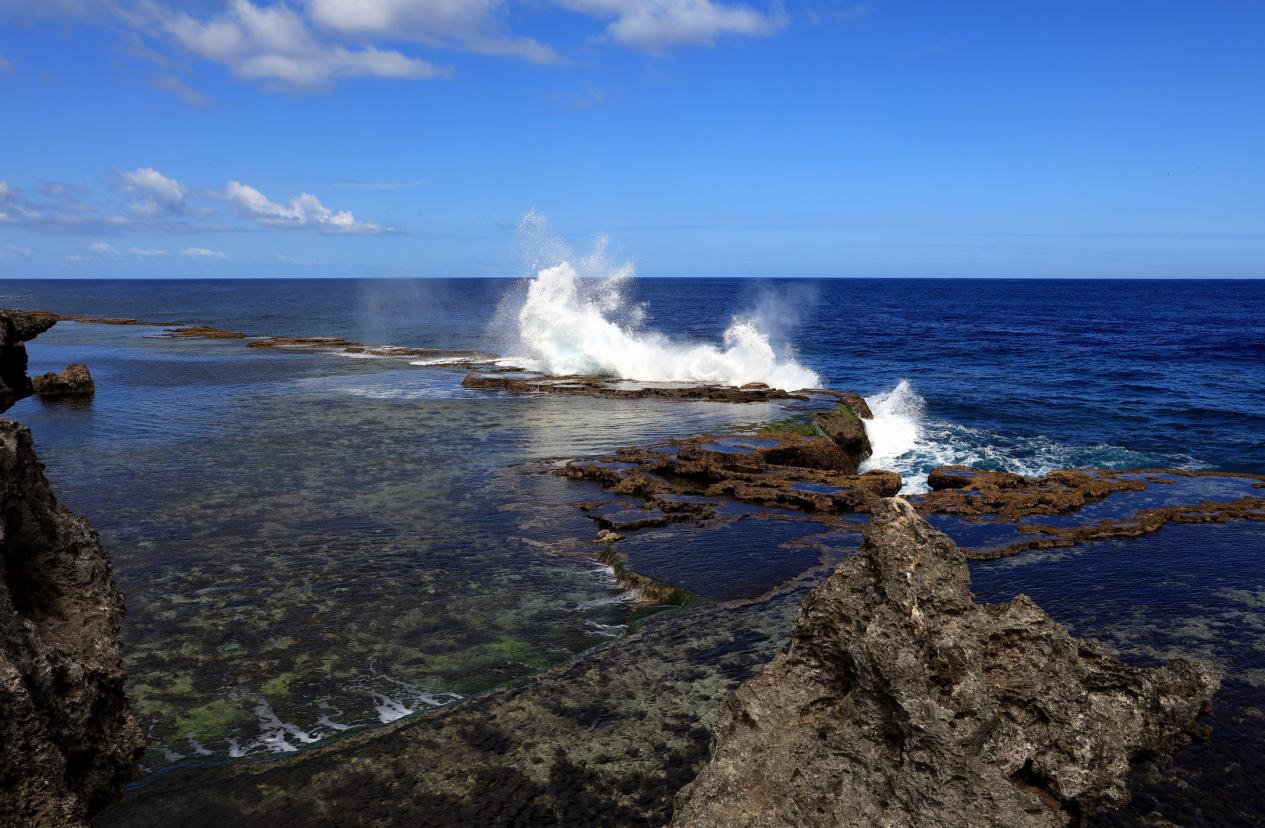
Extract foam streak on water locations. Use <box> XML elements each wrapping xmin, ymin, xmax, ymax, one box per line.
<box><xmin>505</xmin><ymin>216</ymin><xmax>819</xmax><ymax>391</ymax></box>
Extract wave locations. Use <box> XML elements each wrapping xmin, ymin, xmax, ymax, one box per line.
<box><xmin>860</xmin><ymin>380</ymin><xmax>1207</xmax><ymax>492</ymax></box>
<box><xmin>502</xmin><ymin>212</ymin><xmax>819</xmax><ymax>391</ymax></box>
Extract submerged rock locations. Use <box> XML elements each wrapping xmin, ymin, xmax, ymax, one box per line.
<box><xmin>0</xmin><ymin>421</ymin><xmax>143</xmax><ymax>826</ymax></box>
<box><xmin>0</xmin><ymin>309</ymin><xmax>58</xmax><ymax>412</ymax></box>
<box><xmin>33</xmin><ymin>363</ymin><xmax>95</xmax><ymax>400</ymax></box>
<box><xmin>671</xmin><ymin>498</ymin><xmax>1222</xmax><ymax>828</ymax></box>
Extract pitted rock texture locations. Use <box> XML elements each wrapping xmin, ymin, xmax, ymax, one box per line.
<box><xmin>0</xmin><ymin>421</ymin><xmax>143</xmax><ymax>827</ymax></box>
<box><xmin>0</xmin><ymin>309</ymin><xmax>58</xmax><ymax>412</ymax></box>
<box><xmin>33</xmin><ymin>363</ymin><xmax>95</xmax><ymax>400</ymax></box>
<box><xmin>671</xmin><ymin>498</ymin><xmax>1222</xmax><ymax>828</ymax></box>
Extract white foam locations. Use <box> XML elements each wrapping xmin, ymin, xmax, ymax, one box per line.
<box><xmin>502</xmin><ymin>213</ymin><xmax>819</xmax><ymax>391</ymax></box>
<box><xmin>859</xmin><ymin>379</ymin><xmax>1207</xmax><ymax>493</ymax></box>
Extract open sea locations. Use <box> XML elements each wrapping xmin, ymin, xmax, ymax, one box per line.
<box><xmin>2</xmin><ymin>277</ymin><xmax>1264</xmax><ymax>824</ymax></box>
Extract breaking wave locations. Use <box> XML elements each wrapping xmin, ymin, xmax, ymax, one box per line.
<box><xmin>502</xmin><ymin>211</ymin><xmax>819</xmax><ymax>391</ymax></box>
<box><xmin>860</xmin><ymin>379</ymin><xmax>1207</xmax><ymax>493</ymax></box>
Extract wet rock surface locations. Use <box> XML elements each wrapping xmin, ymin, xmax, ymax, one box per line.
<box><xmin>563</xmin><ymin>425</ymin><xmax>897</xmax><ymax>519</ymax></box>
<box><xmin>0</xmin><ymin>420</ymin><xmax>143</xmax><ymax>826</ymax></box>
<box><xmin>33</xmin><ymin>363</ymin><xmax>95</xmax><ymax>400</ymax></box>
<box><xmin>0</xmin><ymin>308</ymin><xmax>58</xmax><ymax>411</ymax></box>
<box><xmin>671</xmin><ymin>498</ymin><xmax>1224</xmax><ymax>828</ymax></box>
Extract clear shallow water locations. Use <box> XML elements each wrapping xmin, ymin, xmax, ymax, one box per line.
<box><xmin>1</xmin><ymin>278</ymin><xmax>1264</xmax><ymax>788</ymax></box>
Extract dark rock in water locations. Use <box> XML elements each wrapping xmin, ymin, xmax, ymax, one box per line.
<box><xmin>759</xmin><ymin>436</ymin><xmax>862</xmax><ymax>474</ymax></box>
<box><xmin>810</xmin><ymin>403</ymin><xmax>872</xmax><ymax>470</ymax></box>
<box><xmin>0</xmin><ymin>420</ymin><xmax>143</xmax><ymax>827</ymax></box>
<box><xmin>671</xmin><ymin>498</ymin><xmax>1222</xmax><ymax>828</ymax></box>
<box><xmin>0</xmin><ymin>309</ymin><xmax>58</xmax><ymax>412</ymax></box>
<box><xmin>33</xmin><ymin>363</ymin><xmax>95</xmax><ymax>400</ymax></box>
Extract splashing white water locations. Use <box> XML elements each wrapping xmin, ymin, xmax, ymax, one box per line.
<box><xmin>862</xmin><ymin>379</ymin><xmax>924</xmax><ymax>472</ymax></box>
<box><xmin>860</xmin><ymin>378</ymin><xmax>1207</xmax><ymax>493</ymax></box>
<box><xmin>504</xmin><ymin>214</ymin><xmax>819</xmax><ymax>391</ymax></box>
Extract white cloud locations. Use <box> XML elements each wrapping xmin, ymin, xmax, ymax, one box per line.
<box><xmin>225</xmin><ymin>180</ymin><xmax>383</xmax><ymax>234</ymax></box>
<box><xmin>121</xmin><ymin>167</ymin><xmax>188</xmax><ymax>215</ymax></box>
<box><xmin>128</xmin><ymin>246</ymin><xmax>168</xmax><ymax>257</ymax></box>
<box><xmin>181</xmin><ymin>247</ymin><xmax>226</xmax><ymax>259</ymax></box>
<box><xmin>147</xmin><ymin>73</ymin><xmax>209</xmax><ymax>107</ymax></box>
<box><xmin>162</xmin><ymin>0</ymin><xmax>446</xmax><ymax>88</ymax></box>
<box><xmin>304</xmin><ymin>0</ymin><xmax>564</xmax><ymax>64</ymax></box>
<box><xmin>555</xmin><ymin>0</ymin><xmax>786</xmax><ymax>52</ymax></box>
<box><xmin>0</xmin><ymin>180</ymin><xmax>11</xmax><ymax>199</ymax></box>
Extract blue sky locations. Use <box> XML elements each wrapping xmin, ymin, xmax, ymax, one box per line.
<box><xmin>1</xmin><ymin>0</ymin><xmax>1262</xmax><ymax>278</ymax></box>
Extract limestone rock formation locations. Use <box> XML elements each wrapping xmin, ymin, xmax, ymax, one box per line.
<box><xmin>33</xmin><ymin>364</ymin><xmax>95</xmax><ymax>400</ymax></box>
<box><xmin>671</xmin><ymin>498</ymin><xmax>1222</xmax><ymax>828</ymax></box>
<box><xmin>0</xmin><ymin>421</ymin><xmax>143</xmax><ymax>827</ymax></box>
<box><xmin>0</xmin><ymin>309</ymin><xmax>58</xmax><ymax>412</ymax></box>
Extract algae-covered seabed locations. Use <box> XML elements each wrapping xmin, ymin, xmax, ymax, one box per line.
<box><xmin>17</xmin><ymin>324</ymin><xmax>1265</xmax><ymax>826</ymax></box>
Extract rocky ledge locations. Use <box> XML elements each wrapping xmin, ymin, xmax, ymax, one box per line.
<box><xmin>564</xmin><ymin>396</ymin><xmax>893</xmax><ymax>521</ymax></box>
<box><xmin>34</xmin><ymin>363</ymin><xmax>95</xmax><ymax>400</ymax></box>
<box><xmin>671</xmin><ymin>498</ymin><xmax>1222</xmax><ymax>828</ymax></box>
<box><xmin>0</xmin><ymin>309</ymin><xmax>59</xmax><ymax>411</ymax></box>
<box><xmin>0</xmin><ymin>420</ymin><xmax>143</xmax><ymax>826</ymax></box>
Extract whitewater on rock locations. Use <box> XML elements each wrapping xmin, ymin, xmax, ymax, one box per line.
<box><xmin>503</xmin><ymin>215</ymin><xmax>820</xmax><ymax>391</ymax></box>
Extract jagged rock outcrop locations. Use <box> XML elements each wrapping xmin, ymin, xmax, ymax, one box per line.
<box><xmin>0</xmin><ymin>309</ymin><xmax>58</xmax><ymax>412</ymax></box>
<box><xmin>671</xmin><ymin>498</ymin><xmax>1222</xmax><ymax>828</ymax></box>
<box><xmin>0</xmin><ymin>421</ymin><xmax>143</xmax><ymax>826</ymax></box>
<box><xmin>33</xmin><ymin>364</ymin><xmax>95</xmax><ymax>400</ymax></box>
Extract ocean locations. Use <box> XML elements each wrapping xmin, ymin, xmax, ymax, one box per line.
<box><xmin>1</xmin><ymin>275</ymin><xmax>1263</xmax><ymax>823</ymax></box>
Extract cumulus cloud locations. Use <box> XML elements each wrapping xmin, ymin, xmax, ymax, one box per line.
<box><xmin>305</xmin><ymin>0</ymin><xmax>564</xmax><ymax>64</ymax></box>
<box><xmin>160</xmin><ymin>0</ymin><xmax>446</xmax><ymax>88</ymax></box>
<box><xmin>556</xmin><ymin>0</ymin><xmax>786</xmax><ymax>52</ymax></box>
<box><xmin>4</xmin><ymin>169</ymin><xmax>386</xmax><ymax>237</ymax></box>
<box><xmin>120</xmin><ymin>167</ymin><xmax>188</xmax><ymax>215</ymax></box>
<box><xmin>224</xmin><ymin>180</ymin><xmax>383</xmax><ymax>234</ymax></box>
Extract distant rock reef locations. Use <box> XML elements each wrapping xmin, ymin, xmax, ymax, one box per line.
<box><xmin>670</xmin><ymin>498</ymin><xmax>1222</xmax><ymax>828</ymax></box>
<box><xmin>0</xmin><ymin>309</ymin><xmax>58</xmax><ymax>410</ymax></box>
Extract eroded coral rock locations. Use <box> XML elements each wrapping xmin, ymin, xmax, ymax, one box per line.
<box><xmin>0</xmin><ymin>309</ymin><xmax>58</xmax><ymax>412</ymax></box>
<box><xmin>0</xmin><ymin>421</ymin><xmax>143</xmax><ymax>827</ymax></box>
<box><xmin>671</xmin><ymin>498</ymin><xmax>1222</xmax><ymax>828</ymax></box>
<box><xmin>33</xmin><ymin>363</ymin><xmax>95</xmax><ymax>400</ymax></box>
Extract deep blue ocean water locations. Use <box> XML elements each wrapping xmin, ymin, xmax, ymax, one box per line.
<box><xmin>6</xmin><ymin>277</ymin><xmax>1262</xmax><ymax>476</ymax></box>
<box><xmin>1</xmin><ymin>277</ymin><xmax>1263</xmax><ymax>824</ymax></box>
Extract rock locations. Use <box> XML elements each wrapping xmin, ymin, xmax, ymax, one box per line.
<box><xmin>0</xmin><ymin>309</ymin><xmax>58</xmax><ymax>412</ymax></box>
<box><xmin>0</xmin><ymin>420</ymin><xmax>143</xmax><ymax>826</ymax></box>
<box><xmin>810</xmin><ymin>403</ymin><xmax>872</xmax><ymax>466</ymax></box>
<box><xmin>671</xmin><ymin>498</ymin><xmax>1222</xmax><ymax>828</ymax></box>
<box><xmin>33</xmin><ymin>364</ymin><xmax>95</xmax><ymax>400</ymax></box>
<box><xmin>759</xmin><ymin>436</ymin><xmax>862</xmax><ymax>474</ymax></box>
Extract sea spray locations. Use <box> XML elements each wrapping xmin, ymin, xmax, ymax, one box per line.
<box><xmin>860</xmin><ymin>379</ymin><xmax>1204</xmax><ymax>493</ymax></box>
<box><xmin>863</xmin><ymin>379</ymin><xmax>925</xmax><ymax>470</ymax></box>
<box><xmin>504</xmin><ymin>213</ymin><xmax>820</xmax><ymax>391</ymax></box>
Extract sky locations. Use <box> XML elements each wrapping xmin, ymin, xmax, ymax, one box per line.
<box><xmin>1</xmin><ymin>0</ymin><xmax>1263</xmax><ymax>279</ymax></box>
